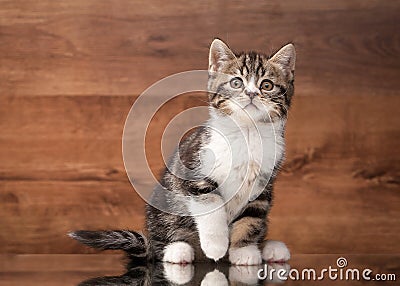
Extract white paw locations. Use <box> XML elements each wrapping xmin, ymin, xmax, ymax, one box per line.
<box><xmin>201</xmin><ymin>270</ymin><xmax>228</xmax><ymax>286</ymax></box>
<box><xmin>163</xmin><ymin>263</ymin><xmax>194</xmax><ymax>284</ymax></box>
<box><xmin>163</xmin><ymin>241</ymin><xmax>194</xmax><ymax>264</ymax></box>
<box><xmin>262</xmin><ymin>240</ymin><xmax>290</xmax><ymax>262</ymax></box>
<box><xmin>201</xmin><ymin>233</ymin><xmax>229</xmax><ymax>261</ymax></box>
<box><xmin>190</xmin><ymin>194</ymin><xmax>229</xmax><ymax>261</ymax></box>
<box><xmin>229</xmin><ymin>265</ymin><xmax>260</xmax><ymax>284</ymax></box>
<box><xmin>229</xmin><ymin>245</ymin><xmax>262</xmax><ymax>265</ymax></box>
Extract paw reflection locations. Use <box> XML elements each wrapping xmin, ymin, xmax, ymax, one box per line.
<box><xmin>201</xmin><ymin>269</ymin><xmax>228</xmax><ymax>286</ymax></box>
<box><xmin>77</xmin><ymin>261</ymin><xmax>290</xmax><ymax>285</ymax></box>
<box><xmin>229</xmin><ymin>265</ymin><xmax>260</xmax><ymax>284</ymax></box>
<box><xmin>163</xmin><ymin>263</ymin><xmax>194</xmax><ymax>284</ymax></box>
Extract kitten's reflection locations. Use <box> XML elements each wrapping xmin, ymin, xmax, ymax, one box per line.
<box><xmin>78</xmin><ymin>261</ymin><xmax>290</xmax><ymax>285</ymax></box>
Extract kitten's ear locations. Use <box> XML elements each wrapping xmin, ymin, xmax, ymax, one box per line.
<box><xmin>209</xmin><ymin>39</ymin><xmax>237</xmax><ymax>72</ymax></box>
<box><xmin>269</xmin><ymin>43</ymin><xmax>296</xmax><ymax>72</ymax></box>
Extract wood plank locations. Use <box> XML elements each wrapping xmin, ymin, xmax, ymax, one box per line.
<box><xmin>0</xmin><ymin>94</ymin><xmax>398</xmax><ymax>183</ymax></box>
<box><xmin>0</xmin><ymin>158</ymin><xmax>399</xmax><ymax>254</ymax></box>
<box><xmin>271</xmin><ymin>159</ymin><xmax>400</xmax><ymax>254</ymax></box>
<box><xmin>0</xmin><ymin>1</ymin><xmax>399</xmax><ymax>96</ymax></box>
<box><xmin>0</xmin><ymin>181</ymin><xmax>145</xmax><ymax>253</ymax></box>
<box><xmin>0</xmin><ymin>254</ymin><xmax>124</xmax><ymax>272</ymax></box>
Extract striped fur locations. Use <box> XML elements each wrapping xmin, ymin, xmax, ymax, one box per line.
<box><xmin>69</xmin><ymin>39</ymin><xmax>296</xmax><ymax>265</ymax></box>
<box><xmin>69</xmin><ymin>230</ymin><xmax>147</xmax><ymax>258</ymax></box>
<box><xmin>208</xmin><ymin>42</ymin><xmax>295</xmax><ymax>123</ymax></box>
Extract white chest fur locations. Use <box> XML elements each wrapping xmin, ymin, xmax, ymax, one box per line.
<box><xmin>200</xmin><ymin>117</ymin><xmax>285</xmax><ymax>222</ymax></box>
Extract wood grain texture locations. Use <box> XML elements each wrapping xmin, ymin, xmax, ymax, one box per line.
<box><xmin>1</xmin><ymin>94</ymin><xmax>398</xmax><ymax>182</ymax></box>
<box><xmin>0</xmin><ymin>0</ymin><xmax>399</xmax><ymax>254</ymax></box>
<box><xmin>0</xmin><ymin>181</ymin><xmax>145</xmax><ymax>254</ymax></box>
<box><xmin>0</xmin><ymin>1</ymin><xmax>399</xmax><ymax>96</ymax></box>
<box><xmin>1</xmin><ymin>159</ymin><xmax>398</xmax><ymax>254</ymax></box>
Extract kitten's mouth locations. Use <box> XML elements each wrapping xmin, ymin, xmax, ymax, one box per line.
<box><xmin>244</xmin><ymin>102</ymin><xmax>259</xmax><ymax>110</ymax></box>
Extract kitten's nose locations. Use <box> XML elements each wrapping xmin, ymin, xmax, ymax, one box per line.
<box><xmin>245</xmin><ymin>90</ymin><xmax>258</xmax><ymax>99</ymax></box>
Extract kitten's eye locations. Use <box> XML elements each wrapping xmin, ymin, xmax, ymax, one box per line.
<box><xmin>230</xmin><ymin>77</ymin><xmax>243</xmax><ymax>89</ymax></box>
<box><xmin>260</xmin><ymin>79</ymin><xmax>274</xmax><ymax>91</ymax></box>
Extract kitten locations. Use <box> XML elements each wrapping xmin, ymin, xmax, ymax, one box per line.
<box><xmin>70</xmin><ymin>39</ymin><xmax>295</xmax><ymax>265</ymax></box>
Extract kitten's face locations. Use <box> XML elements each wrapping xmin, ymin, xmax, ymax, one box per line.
<box><xmin>208</xmin><ymin>39</ymin><xmax>296</xmax><ymax>123</ymax></box>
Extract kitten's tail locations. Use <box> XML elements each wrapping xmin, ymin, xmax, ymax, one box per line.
<box><xmin>68</xmin><ymin>230</ymin><xmax>148</xmax><ymax>258</ymax></box>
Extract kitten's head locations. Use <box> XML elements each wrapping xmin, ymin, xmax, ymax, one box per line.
<box><xmin>207</xmin><ymin>39</ymin><xmax>296</xmax><ymax>124</ymax></box>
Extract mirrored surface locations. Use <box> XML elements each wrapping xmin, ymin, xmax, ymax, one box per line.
<box><xmin>78</xmin><ymin>261</ymin><xmax>290</xmax><ymax>285</ymax></box>
<box><xmin>1</xmin><ymin>254</ymin><xmax>398</xmax><ymax>286</ymax></box>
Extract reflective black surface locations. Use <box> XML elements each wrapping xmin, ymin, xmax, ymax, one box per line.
<box><xmin>1</xmin><ymin>254</ymin><xmax>398</xmax><ymax>286</ymax></box>
<box><xmin>78</xmin><ymin>261</ymin><xmax>290</xmax><ymax>285</ymax></box>
<box><xmin>76</xmin><ymin>255</ymin><xmax>400</xmax><ymax>286</ymax></box>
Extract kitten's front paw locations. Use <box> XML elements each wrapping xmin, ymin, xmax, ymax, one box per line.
<box><xmin>201</xmin><ymin>234</ymin><xmax>229</xmax><ymax>261</ymax></box>
<box><xmin>262</xmin><ymin>240</ymin><xmax>290</xmax><ymax>262</ymax></box>
<box><xmin>229</xmin><ymin>245</ymin><xmax>262</xmax><ymax>265</ymax></box>
<box><xmin>163</xmin><ymin>241</ymin><xmax>194</xmax><ymax>264</ymax></box>
<box><xmin>191</xmin><ymin>194</ymin><xmax>229</xmax><ymax>261</ymax></box>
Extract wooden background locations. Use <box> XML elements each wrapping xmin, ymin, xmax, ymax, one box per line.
<box><xmin>0</xmin><ymin>0</ymin><xmax>399</xmax><ymax>254</ymax></box>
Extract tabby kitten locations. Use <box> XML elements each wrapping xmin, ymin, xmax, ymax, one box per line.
<box><xmin>70</xmin><ymin>39</ymin><xmax>296</xmax><ymax>265</ymax></box>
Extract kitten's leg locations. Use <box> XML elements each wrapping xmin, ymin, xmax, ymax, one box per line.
<box><xmin>163</xmin><ymin>241</ymin><xmax>195</xmax><ymax>264</ymax></box>
<box><xmin>190</xmin><ymin>193</ymin><xmax>229</xmax><ymax>261</ymax></box>
<box><xmin>228</xmin><ymin>197</ymin><xmax>270</xmax><ymax>265</ymax></box>
<box><xmin>261</xmin><ymin>240</ymin><xmax>290</xmax><ymax>262</ymax></box>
